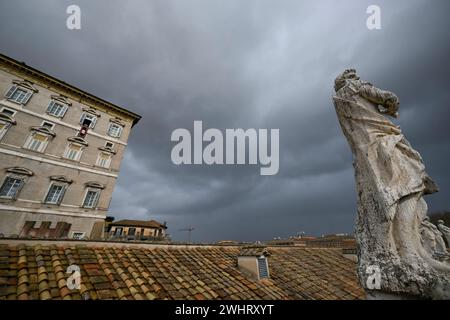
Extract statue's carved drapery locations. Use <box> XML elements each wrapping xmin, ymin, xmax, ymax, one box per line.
<box><xmin>332</xmin><ymin>69</ymin><xmax>449</xmax><ymax>299</ymax></box>
<box><xmin>437</xmin><ymin>220</ymin><xmax>450</xmax><ymax>248</ymax></box>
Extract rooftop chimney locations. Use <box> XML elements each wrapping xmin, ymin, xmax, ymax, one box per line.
<box><xmin>237</xmin><ymin>246</ymin><xmax>270</xmax><ymax>280</ymax></box>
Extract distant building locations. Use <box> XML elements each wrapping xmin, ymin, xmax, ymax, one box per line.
<box><xmin>104</xmin><ymin>216</ymin><xmax>115</xmax><ymax>234</ymax></box>
<box><xmin>304</xmin><ymin>234</ymin><xmax>356</xmax><ymax>248</ymax></box>
<box><xmin>108</xmin><ymin>219</ymin><xmax>168</xmax><ymax>241</ymax></box>
<box><xmin>267</xmin><ymin>234</ymin><xmax>356</xmax><ymax>248</ymax></box>
<box><xmin>216</xmin><ymin>240</ymin><xmax>239</xmax><ymax>245</ymax></box>
<box><xmin>292</xmin><ymin>236</ymin><xmax>317</xmax><ymax>247</ymax></box>
<box><xmin>0</xmin><ymin>53</ymin><xmax>141</xmax><ymax>239</ymax></box>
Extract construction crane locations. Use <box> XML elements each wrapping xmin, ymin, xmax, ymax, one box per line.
<box><xmin>178</xmin><ymin>226</ymin><xmax>195</xmax><ymax>243</ymax></box>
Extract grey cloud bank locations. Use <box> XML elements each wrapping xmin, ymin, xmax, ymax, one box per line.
<box><xmin>0</xmin><ymin>0</ymin><xmax>449</xmax><ymax>242</ymax></box>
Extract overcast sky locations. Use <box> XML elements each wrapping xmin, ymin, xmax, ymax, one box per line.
<box><xmin>1</xmin><ymin>0</ymin><xmax>449</xmax><ymax>242</ymax></box>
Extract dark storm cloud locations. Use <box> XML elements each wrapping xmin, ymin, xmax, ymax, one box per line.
<box><xmin>1</xmin><ymin>0</ymin><xmax>449</xmax><ymax>242</ymax></box>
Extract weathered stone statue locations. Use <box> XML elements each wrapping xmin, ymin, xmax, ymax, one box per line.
<box><xmin>438</xmin><ymin>220</ymin><xmax>450</xmax><ymax>246</ymax></box>
<box><xmin>332</xmin><ymin>69</ymin><xmax>450</xmax><ymax>299</ymax></box>
<box><xmin>420</xmin><ymin>217</ymin><xmax>447</xmax><ymax>255</ymax></box>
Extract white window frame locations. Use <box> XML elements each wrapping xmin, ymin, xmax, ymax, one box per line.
<box><xmin>96</xmin><ymin>152</ymin><xmax>112</xmax><ymax>168</ymax></box>
<box><xmin>107</xmin><ymin>122</ymin><xmax>123</xmax><ymax>138</ymax></box>
<box><xmin>41</xmin><ymin>120</ymin><xmax>55</xmax><ymax>130</ymax></box>
<box><xmin>0</xmin><ymin>176</ymin><xmax>24</xmax><ymax>199</ymax></box>
<box><xmin>71</xmin><ymin>231</ymin><xmax>86</xmax><ymax>240</ymax></box>
<box><xmin>114</xmin><ymin>227</ymin><xmax>123</xmax><ymax>236</ymax></box>
<box><xmin>105</xmin><ymin>141</ymin><xmax>114</xmax><ymax>148</ymax></box>
<box><xmin>63</xmin><ymin>143</ymin><xmax>84</xmax><ymax>161</ymax></box>
<box><xmin>0</xmin><ymin>107</ymin><xmax>17</xmax><ymax>117</ymax></box>
<box><xmin>5</xmin><ymin>85</ymin><xmax>33</xmax><ymax>105</ymax></box>
<box><xmin>24</xmin><ymin>132</ymin><xmax>50</xmax><ymax>152</ymax></box>
<box><xmin>80</xmin><ymin>113</ymin><xmax>97</xmax><ymax>129</ymax></box>
<box><xmin>82</xmin><ymin>188</ymin><xmax>101</xmax><ymax>208</ymax></box>
<box><xmin>43</xmin><ymin>183</ymin><xmax>66</xmax><ymax>205</ymax></box>
<box><xmin>46</xmin><ymin>100</ymin><xmax>68</xmax><ymax>118</ymax></box>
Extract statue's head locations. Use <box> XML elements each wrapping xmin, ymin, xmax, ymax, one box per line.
<box><xmin>334</xmin><ymin>69</ymin><xmax>360</xmax><ymax>92</ymax></box>
<box><xmin>438</xmin><ymin>220</ymin><xmax>444</xmax><ymax>225</ymax></box>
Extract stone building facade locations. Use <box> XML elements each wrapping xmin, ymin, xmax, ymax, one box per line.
<box><xmin>0</xmin><ymin>53</ymin><xmax>141</xmax><ymax>239</ymax></box>
<box><xmin>108</xmin><ymin>219</ymin><xmax>168</xmax><ymax>241</ymax></box>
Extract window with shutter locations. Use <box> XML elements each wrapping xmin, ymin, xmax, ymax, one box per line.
<box><xmin>46</xmin><ymin>101</ymin><xmax>68</xmax><ymax>118</ymax></box>
<box><xmin>107</xmin><ymin>123</ymin><xmax>123</xmax><ymax>138</ymax></box>
<box><xmin>80</xmin><ymin>113</ymin><xmax>97</xmax><ymax>128</ymax></box>
<box><xmin>44</xmin><ymin>184</ymin><xmax>65</xmax><ymax>204</ymax></box>
<box><xmin>96</xmin><ymin>152</ymin><xmax>112</xmax><ymax>168</ymax></box>
<box><xmin>90</xmin><ymin>115</ymin><xmax>97</xmax><ymax>128</ymax></box>
<box><xmin>6</xmin><ymin>86</ymin><xmax>33</xmax><ymax>104</ymax></box>
<box><xmin>64</xmin><ymin>143</ymin><xmax>83</xmax><ymax>161</ymax></box>
<box><xmin>25</xmin><ymin>133</ymin><xmax>49</xmax><ymax>152</ymax></box>
<box><xmin>0</xmin><ymin>177</ymin><xmax>24</xmax><ymax>198</ymax></box>
<box><xmin>83</xmin><ymin>189</ymin><xmax>100</xmax><ymax>208</ymax></box>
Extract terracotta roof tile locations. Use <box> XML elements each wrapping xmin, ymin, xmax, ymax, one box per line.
<box><xmin>0</xmin><ymin>243</ymin><xmax>364</xmax><ymax>300</ymax></box>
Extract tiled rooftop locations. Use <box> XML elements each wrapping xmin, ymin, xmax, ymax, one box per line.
<box><xmin>0</xmin><ymin>241</ymin><xmax>365</xmax><ymax>300</ymax></box>
<box><xmin>238</xmin><ymin>246</ymin><xmax>270</xmax><ymax>257</ymax></box>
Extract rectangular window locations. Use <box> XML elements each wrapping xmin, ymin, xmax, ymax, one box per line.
<box><xmin>107</xmin><ymin>123</ymin><xmax>123</xmax><ymax>138</ymax></box>
<box><xmin>41</xmin><ymin>121</ymin><xmax>55</xmax><ymax>130</ymax></box>
<box><xmin>83</xmin><ymin>190</ymin><xmax>100</xmax><ymax>208</ymax></box>
<box><xmin>128</xmin><ymin>228</ymin><xmax>136</xmax><ymax>236</ymax></box>
<box><xmin>96</xmin><ymin>152</ymin><xmax>111</xmax><ymax>168</ymax></box>
<box><xmin>46</xmin><ymin>101</ymin><xmax>67</xmax><ymax>118</ymax></box>
<box><xmin>80</xmin><ymin>113</ymin><xmax>97</xmax><ymax>129</ymax></box>
<box><xmin>105</xmin><ymin>142</ymin><xmax>114</xmax><ymax>148</ymax></box>
<box><xmin>65</xmin><ymin>144</ymin><xmax>82</xmax><ymax>161</ymax></box>
<box><xmin>44</xmin><ymin>184</ymin><xmax>65</xmax><ymax>204</ymax></box>
<box><xmin>0</xmin><ymin>177</ymin><xmax>23</xmax><ymax>198</ymax></box>
<box><xmin>5</xmin><ymin>86</ymin><xmax>32</xmax><ymax>104</ymax></box>
<box><xmin>1</xmin><ymin>108</ymin><xmax>15</xmax><ymax>116</ymax></box>
<box><xmin>25</xmin><ymin>133</ymin><xmax>48</xmax><ymax>152</ymax></box>
<box><xmin>72</xmin><ymin>232</ymin><xmax>85</xmax><ymax>240</ymax></box>
<box><xmin>114</xmin><ymin>227</ymin><xmax>123</xmax><ymax>236</ymax></box>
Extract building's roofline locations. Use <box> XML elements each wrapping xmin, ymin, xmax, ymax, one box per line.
<box><xmin>110</xmin><ymin>219</ymin><xmax>167</xmax><ymax>229</ymax></box>
<box><xmin>0</xmin><ymin>53</ymin><xmax>142</xmax><ymax>126</ymax></box>
<box><xmin>0</xmin><ymin>238</ymin><xmax>352</xmax><ymax>250</ymax></box>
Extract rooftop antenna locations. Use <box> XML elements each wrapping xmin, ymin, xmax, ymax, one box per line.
<box><xmin>178</xmin><ymin>226</ymin><xmax>195</xmax><ymax>243</ymax></box>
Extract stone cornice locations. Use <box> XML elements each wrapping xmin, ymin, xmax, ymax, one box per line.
<box><xmin>0</xmin><ymin>53</ymin><xmax>141</xmax><ymax>126</ymax></box>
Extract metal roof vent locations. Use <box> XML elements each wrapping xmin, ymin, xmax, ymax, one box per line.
<box><xmin>257</xmin><ymin>256</ymin><xmax>269</xmax><ymax>279</ymax></box>
<box><xmin>237</xmin><ymin>246</ymin><xmax>270</xmax><ymax>280</ymax></box>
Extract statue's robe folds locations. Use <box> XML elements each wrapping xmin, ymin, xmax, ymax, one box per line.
<box><xmin>333</xmin><ymin>84</ymin><xmax>449</xmax><ymax>299</ymax></box>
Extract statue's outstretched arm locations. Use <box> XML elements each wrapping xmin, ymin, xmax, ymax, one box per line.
<box><xmin>359</xmin><ymin>84</ymin><xmax>400</xmax><ymax>117</ymax></box>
